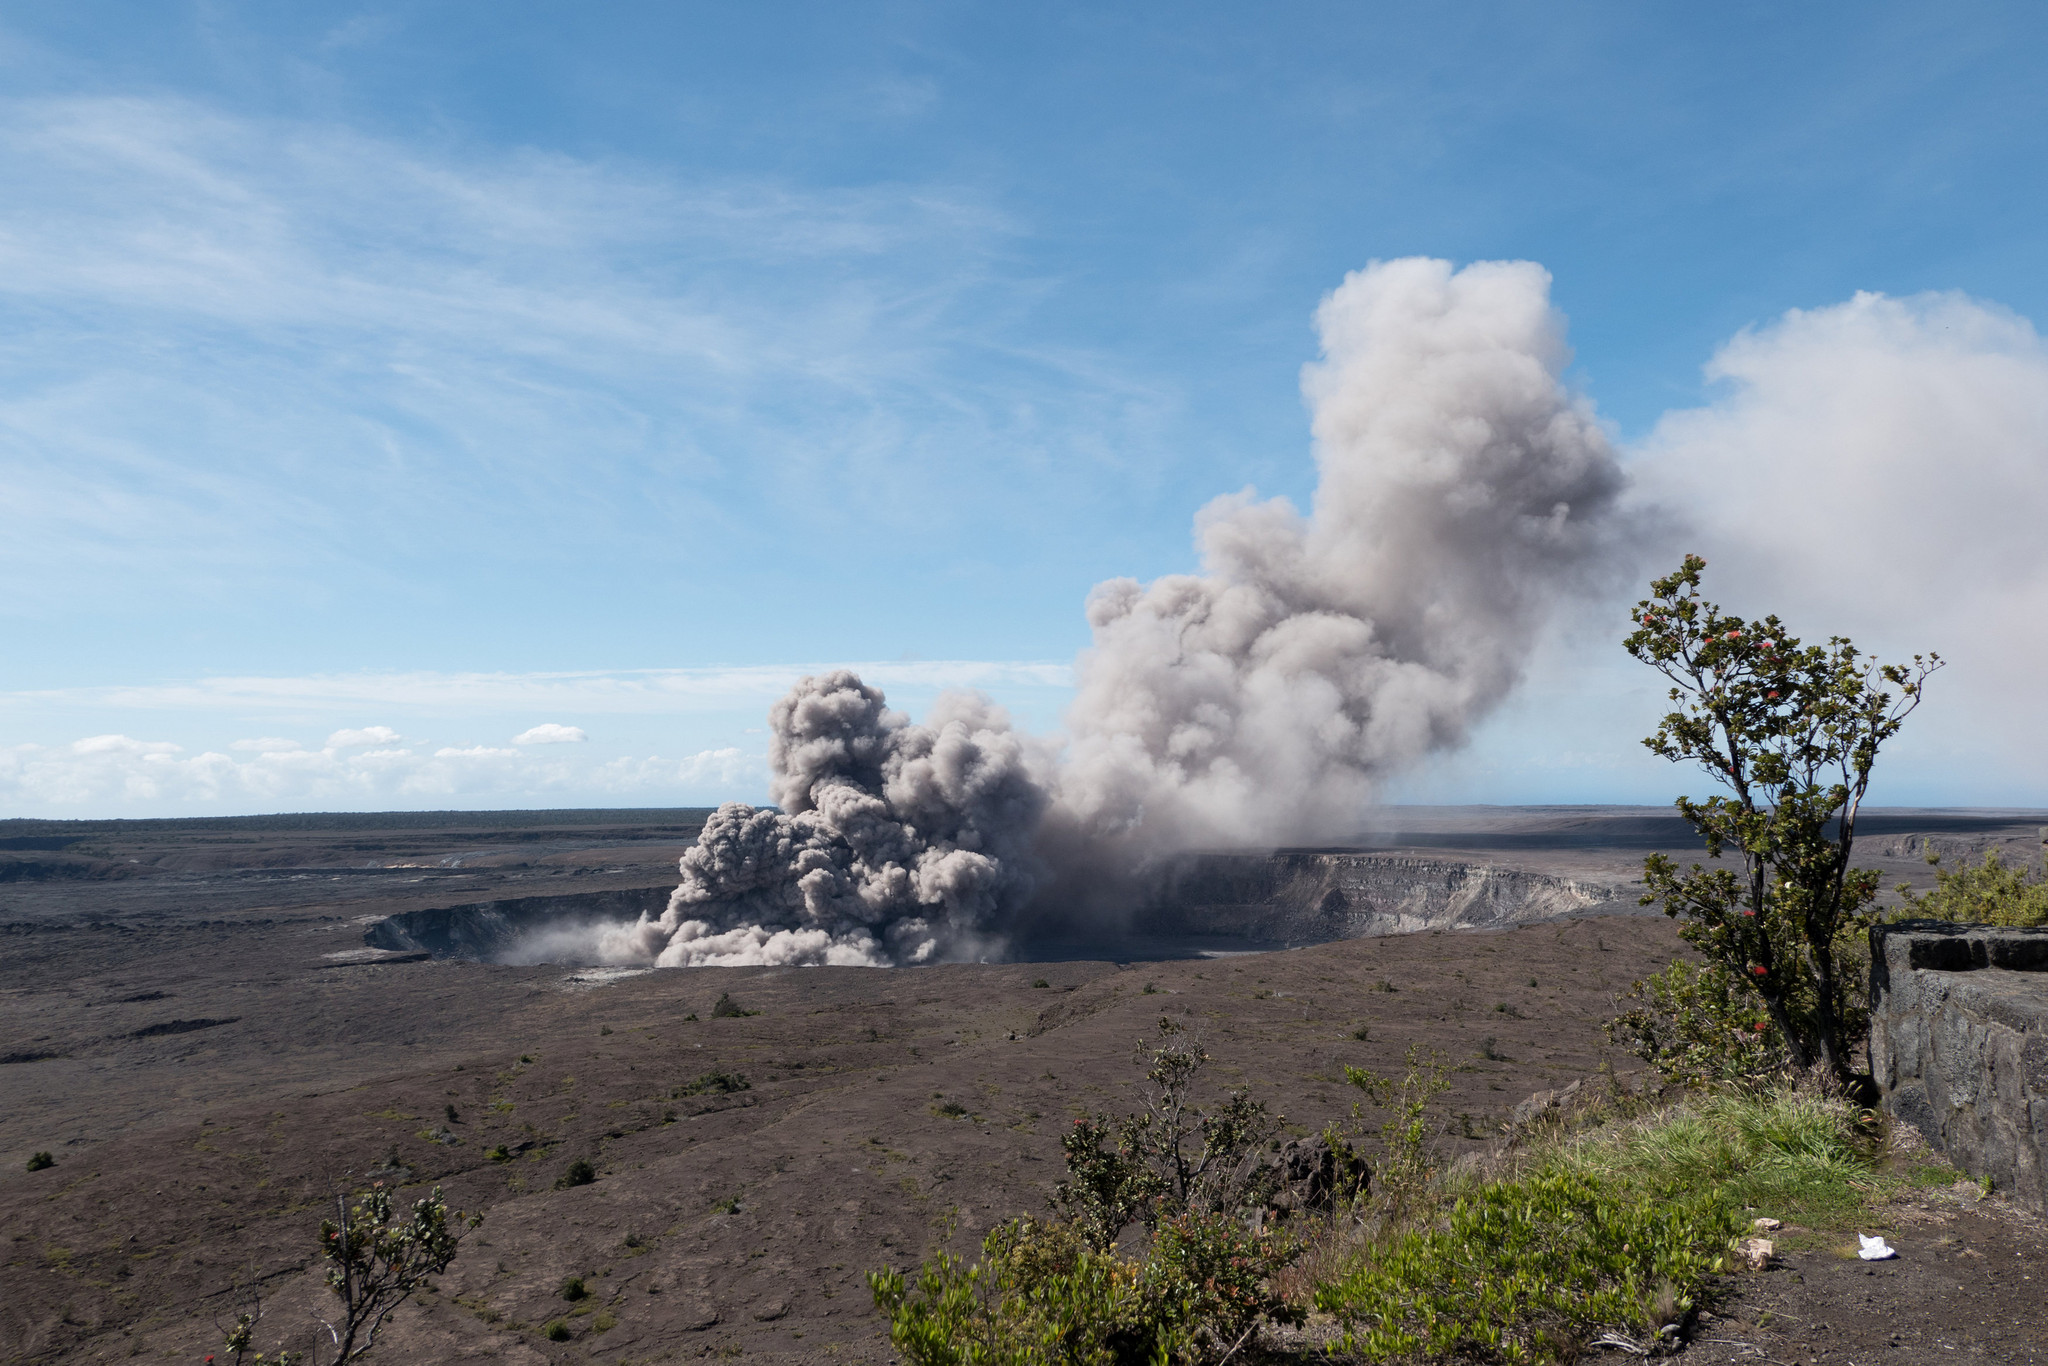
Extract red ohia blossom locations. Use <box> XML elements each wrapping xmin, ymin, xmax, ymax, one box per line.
<box><xmin>1751</xmin><ymin>965</ymin><xmax>1767</xmax><ymax>976</ymax></box>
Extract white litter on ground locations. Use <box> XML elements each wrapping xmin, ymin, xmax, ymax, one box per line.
<box><xmin>1857</xmin><ymin>1234</ymin><xmax>1898</xmax><ymax>1261</ymax></box>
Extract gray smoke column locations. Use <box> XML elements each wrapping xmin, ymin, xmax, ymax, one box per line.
<box><xmin>1055</xmin><ymin>257</ymin><xmax>1629</xmax><ymax>853</ymax></box>
<box><xmin>608</xmin><ymin>257</ymin><xmax>1631</xmax><ymax>967</ymax></box>
<box><xmin>596</xmin><ymin>673</ymin><xmax>1051</xmax><ymax>966</ymax></box>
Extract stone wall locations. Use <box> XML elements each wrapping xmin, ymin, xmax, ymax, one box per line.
<box><xmin>1868</xmin><ymin>921</ymin><xmax>2048</xmax><ymax>1211</ymax></box>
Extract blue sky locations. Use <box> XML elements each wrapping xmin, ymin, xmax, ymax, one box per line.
<box><xmin>3</xmin><ymin>2</ymin><xmax>2046</xmax><ymax>816</ymax></box>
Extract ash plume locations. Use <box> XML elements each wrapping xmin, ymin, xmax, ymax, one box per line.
<box><xmin>1058</xmin><ymin>257</ymin><xmax>1629</xmax><ymax>854</ymax></box>
<box><xmin>595</xmin><ymin>674</ymin><xmax>1050</xmax><ymax>967</ymax></box>
<box><xmin>598</xmin><ymin>258</ymin><xmax>1633</xmax><ymax>967</ymax></box>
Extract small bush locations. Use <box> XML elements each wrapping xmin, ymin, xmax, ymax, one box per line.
<box><xmin>26</xmin><ymin>1151</ymin><xmax>54</xmax><ymax>1172</ymax></box>
<box><xmin>484</xmin><ymin>1145</ymin><xmax>511</xmax><ymax>1163</ymax></box>
<box><xmin>931</xmin><ymin>1099</ymin><xmax>970</xmax><ymax>1119</ymax></box>
<box><xmin>1317</xmin><ymin>1171</ymin><xmax>1736</xmax><ymax>1362</ymax></box>
<box><xmin>1607</xmin><ymin>959</ymin><xmax>1785</xmax><ymax>1088</ymax></box>
<box><xmin>1350</xmin><ymin>1024</ymin><xmax>1370</xmax><ymax>1041</ymax></box>
<box><xmin>444</xmin><ymin>1103</ymin><xmax>460</xmax><ymax>1124</ymax></box>
<box><xmin>711</xmin><ymin>992</ymin><xmax>758</xmax><ymax>1019</ymax></box>
<box><xmin>599</xmin><ymin>1025</ymin><xmax>613</xmax><ymax>1035</ymax></box>
<box><xmin>1897</xmin><ymin>849</ymin><xmax>2048</xmax><ymax>927</ymax></box>
<box><xmin>554</xmin><ymin>1158</ymin><xmax>596</xmax><ymax>1190</ymax></box>
<box><xmin>874</xmin><ymin>1214</ymin><xmax>1299</xmax><ymax>1366</ymax></box>
<box><xmin>677</xmin><ymin>1069</ymin><xmax>750</xmax><ymax>1097</ymax></box>
<box><xmin>560</xmin><ymin>1274</ymin><xmax>588</xmax><ymax>1301</ymax></box>
<box><xmin>1345</xmin><ymin>1046</ymin><xmax>1451</xmax><ymax>1220</ymax></box>
<box><xmin>543</xmin><ymin>1318</ymin><xmax>572</xmax><ymax>1341</ymax></box>
<box><xmin>1031</xmin><ymin>979</ymin><xmax>1050</xmax><ymax>989</ymax></box>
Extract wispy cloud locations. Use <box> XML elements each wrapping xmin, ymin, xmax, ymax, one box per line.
<box><xmin>0</xmin><ymin>735</ymin><xmax>761</xmax><ymax>812</ymax></box>
<box><xmin>5</xmin><ymin>660</ymin><xmax>1073</xmax><ymax>716</ymax></box>
<box><xmin>0</xmin><ymin>94</ymin><xmax>1175</xmax><ymax>610</ymax></box>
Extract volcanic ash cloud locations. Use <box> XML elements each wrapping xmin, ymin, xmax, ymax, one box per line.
<box><xmin>1058</xmin><ymin>256</ymin><xmax>1630</xmax><ymax>854</ymax></box>
<box><xmin>611</xmin><ymin>257</ymin><xmax>1632</xmax><ymax>967</ymax></box>
<box><xmin>597</xmin><ymin>674</ymin><xmax>1051</xmax><ymax>967</ymax></box>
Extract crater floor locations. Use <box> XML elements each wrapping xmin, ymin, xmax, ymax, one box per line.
<box><xmin>2</xmin><ymin>805</ymin><xmax>2043</xmax><ymax>1363</ymax></box>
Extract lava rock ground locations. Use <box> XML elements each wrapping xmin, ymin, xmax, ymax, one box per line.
<box><xmin>4</xmin><ymin>807</ymin><xmax>2047</xmax><ymax>1365</ymax></box>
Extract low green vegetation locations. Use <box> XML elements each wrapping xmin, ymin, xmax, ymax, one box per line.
<box><xmin>554</xmin><ymin>1157</ymin><xmax>596</xmax><ymax>1189</ymax></box>
<box><xmin>677</xmin><ymin>1069</ymin><xmax>750</xmax><ymax>1096</ymax></box>
<box><xmin>874</xmin><ymin>1020</ymin><xmax>1921</xmax><ymax>1365</ymax></box>
<box><xmin>1315</xmin><ymin>1171</ymin><xmax>1735</xmax><ymax>1362</ymax></box>
<box><xmin>1897</xmin><ymin>849</ymin><xmax>2048</xmax><ymax>927</ymax></box>
<box><xmin>711</xmin><ymin>991</ymin><xmax>759</xmax><ymax>1018</ymax></box>
<box><xmin>26</xmin><ymin>1150</ymin><xmax>53</xmax><ymax>1171</ymax></box>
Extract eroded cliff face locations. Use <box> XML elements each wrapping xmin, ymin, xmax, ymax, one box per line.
<box><xmin>365</xmin><ymin>853</ymin><xmax>1630</xmax><ymax>963</ymax></box>
<box><xmin>1135</xmin><ymin>851</ymin><xmax>1629</xmax><ymax>943</ymax></box>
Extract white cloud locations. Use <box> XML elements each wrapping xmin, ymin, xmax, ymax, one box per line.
<box><xmin>10</xmin><ymin>661</ymin><xmax>1071</xmax><ymax>715</ymax></box>
<box><xmin>230</xmin><ymin>736</ymin><xmax>302</xmax><ymax>752</ymax></box>
<box><xmin>1628</xmin><ymin>287</ymin><xmax>2048</xmax><ymax>796</ymax></box>
<box><xmin>326</xmin><ymin>725</ymin><xmax>402</xmax><ymax>748</ymax></box>
<box><xmin>513</xmin><ymin>723</ymin><xmax>588</xmax><ymax>745</ymax></box>
<box><xmin>72</xmin><ymin>734</ymin><xmax>180</xmax><ymax>755</ymax></box>
<box><xmin>0</xmin><ymin>734</ymin><xmax>766</xmax><ymax>814</ymax></box>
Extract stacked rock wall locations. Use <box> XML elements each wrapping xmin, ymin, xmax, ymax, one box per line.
<box><xmin>1868</xmin><ymin>921</ymin><xmax>2048</xmax><ymax>1212</ymax></box>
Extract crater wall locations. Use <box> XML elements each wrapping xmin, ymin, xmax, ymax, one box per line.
<box><xmin>1136</xmin><ymin>850</ymin><xmax>1629</xmax><ymax>942</ymax></box>
<box><xmin>365</xmin><ymin>852</ymin><xmax>1630</xmax><ymax>964</ymax></box>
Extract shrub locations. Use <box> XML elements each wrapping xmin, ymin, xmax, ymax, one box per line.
<box><xmin>711</xmin><ymin>992</ymin><xmax>757</xmax><ymax>1018</ymax></box>
<box><xmin>874</xmin><ymin>1018</ymin><xmax>1309</xmax><ymax>1363</ymax></box>
<box><xmin>872</xmin><ymin>1214</ymin><xmax>1300</xmax><ymax>1366</ymax></box>
<box><xmin>1147</xmin><ymin>1212</ymin><xmax>1304</xmax><ymax>1347</ymax></box>
<box><xmin>872</xmin><ymin>1219</ymin><xmax>1152</xmax><ymax>1366</ymax></box>
<box><xmin>560</xmin><ymin>1274</ymin><xmax>588</xmax><ymax>1301</ymax></box>
<box><xmin>1051</xmin><ymin>1018</ymin><xmax>1281</xmax><ymax>1248</ymax></box>
<box><xmin>555</xmin><ymin>1158</ymin><xmax>596</xmax><ymax>1190</ymax></box>
<box><xmin>1896</xmin><ymin>849</ymin><xmax>2048</xmax><ymax>927</ymax></box>
<box><xmin>1344</xmin><ymin>1045</ymin><xmax>1450</xmax><ymax>1221</ymax></box>
<box><xmin>316</xmin><ymin>1182</ymin><xmax>481</xmax><ymax>1361</ymax></box>
<box><xmin>543</xmin><ymin>1318</ymin><xmax>572</xmax><ymax>1341</ymax></box>
<box><xmin>677</xmin><ymin>1069</ymin><xmax>750</xmax><ymax>1097</ymax></box>
<box><xmin>26</xmin><ymin>1151</ymin><xmax>53</xmax><ymax>1172</ymax></box>
<box><xmin>1607</xmin><ymin>958</ymin><xmax>1786</xmax><ymax>1088</ymax></box>
<box><xmin>1316</xmin><ymin>1171</ymin><xmax>1737</xmax><ymax>1363</ymax></box>
<box><xmin>1032</xmin><ymin>979</ymin><xmax>1050</xmax><ymax>989</ymax></box>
